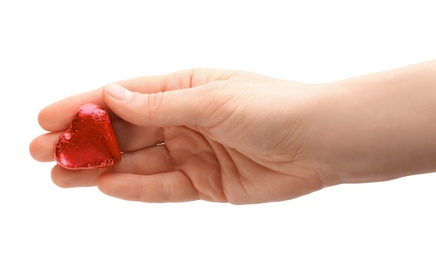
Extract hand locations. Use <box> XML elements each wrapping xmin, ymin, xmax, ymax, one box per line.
<box><xmin>29</xmin><ymin>69</ymin><xmax>329</xmax><ymax>204</ymax></box>
<box><xmin>30</xmin><ymin>62</ymin><xmax>436</xmax><ymax>204</ymax></box>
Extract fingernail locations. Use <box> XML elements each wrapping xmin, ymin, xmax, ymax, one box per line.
<box><xmin>105</xmin><ymin>83</ymin><xmax>133</xmax><ymax>100</ymax></box>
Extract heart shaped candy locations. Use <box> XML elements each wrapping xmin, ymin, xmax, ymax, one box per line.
<box><xmin>53</xmin><ymin>103</ymin><xmax>121</xmax><ymax>170</ymax></box>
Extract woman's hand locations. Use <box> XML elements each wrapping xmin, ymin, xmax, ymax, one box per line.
<box><xmin>30</xmin><ymin>69</ymin><xmax>330</xmax><ymax>203</ymax></box>
<box><xmin>30</xmin><ymin>61</ymin><xmax>436</xmax><ymax>204</ymax></box>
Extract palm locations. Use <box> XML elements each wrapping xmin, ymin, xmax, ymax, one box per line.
<box><xmin>118</xmin><ymin>123</ymin><xmax>323</xmax><ymax>204</ymax></box>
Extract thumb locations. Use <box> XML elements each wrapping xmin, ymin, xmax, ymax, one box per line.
<box><xmin>103</xmin><ymin>83</ymin><xmax>211</xmax><ymax>127</ymax></box>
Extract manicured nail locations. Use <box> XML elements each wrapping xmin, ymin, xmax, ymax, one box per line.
<box><xmin>105</xmin><ymin>83</ymin><xmax>133</xmax><ymax>100</ymax></box>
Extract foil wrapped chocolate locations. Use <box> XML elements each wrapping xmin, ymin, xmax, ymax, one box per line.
<box><xmin>53</xmin><ymin>103</ymin><xmax>121</xmax><ymax>169</ymax></box>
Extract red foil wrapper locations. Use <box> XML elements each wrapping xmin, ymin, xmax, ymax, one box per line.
<box><xmin>53</xmin><ymin>103</ymin><xmax>121</xmax><ymax>170</ymax></box>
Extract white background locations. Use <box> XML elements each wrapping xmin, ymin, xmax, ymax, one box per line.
<box><xmin>1</xmin><ymin>0</ymin><xmax>436</xmax><ymax>259</ymax></box>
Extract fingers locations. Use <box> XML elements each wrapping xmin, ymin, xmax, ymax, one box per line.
<box><xmin>116</xmin><ymin>68</ymin><xmax>231</xmax><ymax>93</ymax></box>
<box><xmin>51</xmin><ymin>165</ymin><xmax>100</xmax><ymax>187</ymax></box>
<box><xmin>103</xmin><ymin>81</ymin><xmax>234</xmax><ymax>127</ymax></box>
<box><xmin>97</xmin><ymin>171</ymin><xmax>199</xmax><ymax>202</ymax></box>
<box><xmin>29</xmin><ymin>131</ymin><xmax>61</xmax><ymax>162</ymax></box>
<box><xmin>38</xmin><ymin>88</ymin><xmax>104</xmax><ymax>131</ymax></box>
<box><xmin>38</xmin><ymin>68</ymin><xmax>232</xmax><ymax>132</ymax></box>
<box><xmin>51</xmin><ymin>145</ymin><xmax>171</xmax><ymax>188</ymax></box>
<box><xmin>30</xmin><ymin>119</ymin><xmax>163</xmax><ymax>162</ymax></box>
<box><xmin>102</xmin><ymin>68</ymin><xmax>235</xmax><ymax>127</ymax></box>
<box><xmin>51</xmin><ymin>146</ymin><xmax>201</xmax><ymax>203</ymax></box>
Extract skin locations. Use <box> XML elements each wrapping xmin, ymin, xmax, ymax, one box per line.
<box><xmin>29</xmin><ymin>61</ymin><xmax>436</xmax><ymax>204</ymax></box>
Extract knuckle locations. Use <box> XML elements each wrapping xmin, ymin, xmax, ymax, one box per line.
<box><xmin>143</xmin><ymin>91</ymin><xmax>165</xmax><ymax>122</ymax></box>
<box><xmin>163</xmin><ymin>68</ymin><xmax>197</xmax><ymax>91</ymax></box>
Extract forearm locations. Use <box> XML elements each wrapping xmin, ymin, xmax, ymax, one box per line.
<box><xmin>311</xmin><ymin>60</ymin><xmax>436</xmax><ymax>185</ymax></box>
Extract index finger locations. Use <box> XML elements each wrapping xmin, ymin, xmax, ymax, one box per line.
<box><xmin>38</xmin><ymin>68</ymin><xmax>232</xmax><ymax>131</ymax></box>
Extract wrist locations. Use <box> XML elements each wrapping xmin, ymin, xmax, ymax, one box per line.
<box><xmin>308</xmin><ymin>61</ymin><xmax>436</xmax><ymax>186</ymax></box>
